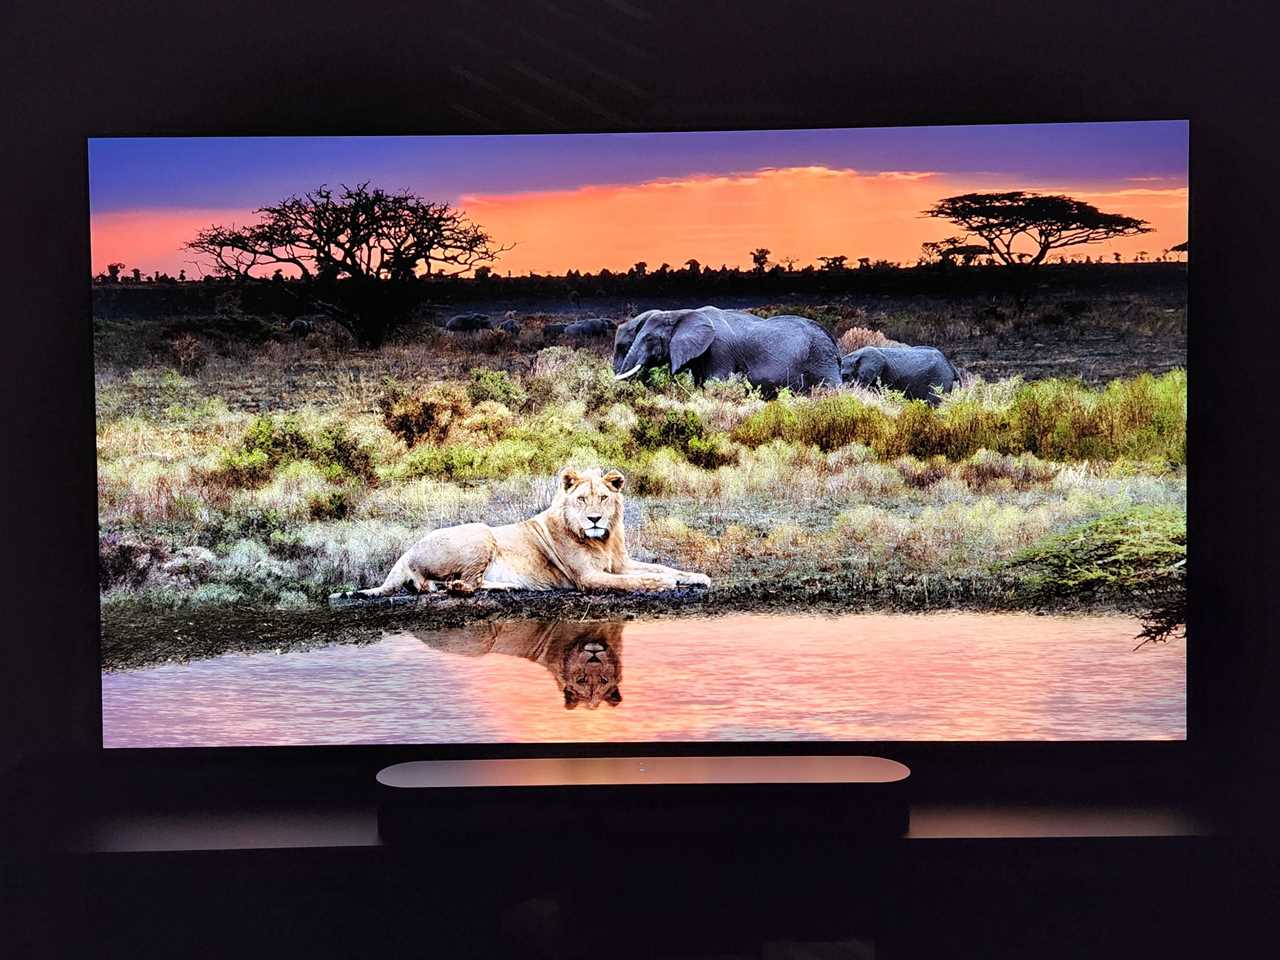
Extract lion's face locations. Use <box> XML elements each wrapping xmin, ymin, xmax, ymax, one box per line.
<box><xmin>560</xmin><ymin>635</ymin><xmax>622</xmax><ymax>710</ymax></box>
<box><xmin>557</xmin><ymin>468</ymin><xmax>625</xmax><ymax>541</ymax></box>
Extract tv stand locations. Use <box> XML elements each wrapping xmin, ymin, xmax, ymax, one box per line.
<box><xmin>376</xmin><ymin>755</ymin><xmax>911</xmax><ymax>843</ymax></box>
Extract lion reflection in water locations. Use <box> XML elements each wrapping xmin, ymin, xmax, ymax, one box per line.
<box><xmin>408</xmin><ymin>620</ymin><xmax>624</xmax><ymax>709</ymax></box>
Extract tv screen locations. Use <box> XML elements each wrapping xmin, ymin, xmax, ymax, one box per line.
<box><xmin>91</xmin><ymin>122</ymin><xmax>1187</xmax><ymax>747</ymax></box>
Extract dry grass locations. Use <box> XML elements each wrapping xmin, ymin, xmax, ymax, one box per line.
<box><xmin>95</xmin><ymin>319</ymin><xmax>1186</xmax><ymax>612</ymax></box>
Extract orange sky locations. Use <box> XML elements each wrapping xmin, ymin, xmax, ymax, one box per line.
<box><xmin>91</xmin><ymin>166</ymin><xmax>1188</xmax><ymax>277</ymax></box>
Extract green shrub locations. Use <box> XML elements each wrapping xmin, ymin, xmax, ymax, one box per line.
<box><xmin>633</xmin><ymin>407</ymin><xmax>705</xmax><ymax>449</ymax></box>
<box><xmin>525</xmin><ymin>347</ymin><xmax>646</xmax><ymax>410</ymax></box>
<box><xmin>388</xmin><ymin>402</ymin><xmax>631</xmax><ymax>483</ymax></box>
<box><xmin>308</xmin><ymin>423</ymin><xmax>375</xmax><ymax>482</ymax></box>
<box><xmin>1004</xmin><ymin>505</ymin><xmax>1185</xmax><ymax>643</ymax></box>
<box><xmin>731</xmin><ymin>372</ymin><xmax>1186</xmax><ymax>465</ymax></box>
<box><xmin>731</xmin><ymin>392</ymin><xmax>891</xmax><ymax>453</ymax></box>
<box><xmin>685</xmin><ymin>433</ymin><xmax>739</xmax><ymax>469</ymax></box>
<box><xmin>378</xmin><ymin>379</ymin><xmax>471</xmax><ymax>447</ymax></box>
<box><xmin>458</xmin><ymin>400</ymin><xmax>516</xmax><ymax>438</ymax></box>
<box><xmin>643</xmin><ymin>367</ymin><xmax>698</xmax><ymax>396</ymax></box>
<box><xmin>307</xmin><ymin>489</ymin><xmax>353</xmax><ymax>520</ymax></box>
<box><xmin>216</xmin><ymin>446</ymin><xmax>274</xmax><ymax>486</ymax></box>
<box><xmin>467</xmin><ymin>367</ymin><xmax>528</xmax><ymax>409</ymax></box>
<box><xmin>212</xmin><ymin>414</ymin><xmax>375</xmax><ymax>488</ymax></box>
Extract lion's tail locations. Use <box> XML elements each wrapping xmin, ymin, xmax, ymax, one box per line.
<box><xmin>330</xmin><ymin>557</ymin><xmax>408</xmax><ymax>600</ymax></box>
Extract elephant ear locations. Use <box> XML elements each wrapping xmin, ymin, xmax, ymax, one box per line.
<box><xmin>669</xmin><ymin>311</ymin><xmax>716</xmax><ymax>374</ymax></box>
<box><xmin>857</xmin><ymin>350</ymin><xmax>887</xmax><ymax>386</ymax></box>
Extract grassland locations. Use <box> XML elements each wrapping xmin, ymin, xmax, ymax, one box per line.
<box><xmin>95</xmin><ymin>294</ymin><xmax>1187</xmax><ymax>661</ymax></box>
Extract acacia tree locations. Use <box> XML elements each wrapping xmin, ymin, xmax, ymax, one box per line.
<box><xmin>750</xmin><ymin>247</ymin><xmax>771</xmax><ymax>272</ymax></box>
<box><xmin>924</xmin><ymin>191</ymin><xmax>1152</xmax><ymax>269</ymax></box>
<box><xmin>186</xmin><ymin>183</ymin><xmax>510</xmax><ymax>345</ymax></box>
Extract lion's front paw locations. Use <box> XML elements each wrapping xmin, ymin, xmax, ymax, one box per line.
<box><xmin>446</xmin><ymin>579</ymin><xmax>478</xmax><ymax>595</ymax></box>
<box><xmin>677</xmin><ymin>572</ymin><xmax>712</xmax><ymax>588</ymax></box>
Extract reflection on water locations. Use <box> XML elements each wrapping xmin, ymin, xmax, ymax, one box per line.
<box><xmin>409</xmin><ymin>621</ymin><xmax>624</xmax><ymax>710</ymax></box>
<box><xmin>101</xmin><ymin>612</ymin><xmax>1185</xmax><ymax>747</ymax></box>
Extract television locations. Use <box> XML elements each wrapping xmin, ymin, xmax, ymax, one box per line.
<box><xmin>89</xmin><ymin>122</ymin><xmax>1187</xmax><ymax>750</ymax></box>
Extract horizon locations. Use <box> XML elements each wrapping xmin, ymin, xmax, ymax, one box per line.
<box><xmin>89</xmin><ymin>122</ymin><xmax>1188</xmax><ymax>277</ymax></box>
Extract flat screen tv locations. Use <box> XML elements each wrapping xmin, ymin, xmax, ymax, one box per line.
<box><xmin>90</xmin><ymin>121</ymin><xmax>1187</xmax><ymax>749</ymax></box>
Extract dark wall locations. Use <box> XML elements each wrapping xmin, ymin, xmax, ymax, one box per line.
<box><xmin>3</xmin><ymin>1</ymin><xmax>1277</xmax><ymax>802</ymax></box>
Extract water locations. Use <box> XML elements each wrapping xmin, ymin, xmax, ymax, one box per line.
<box><xmin>101</xmin><ymin>612</ymin><xmax>1185</xmax><ymax>746</ymax></box>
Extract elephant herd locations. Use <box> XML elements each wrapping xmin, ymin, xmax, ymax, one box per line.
<box><xmin>613</xmin><ymin>306</ymin><xmax>960</xmax><ymax>403</ymax></box>
<box><xmin>444</xmin><ymin>305</ymin><xmax>961</xmax><ymax>404</ymax></box>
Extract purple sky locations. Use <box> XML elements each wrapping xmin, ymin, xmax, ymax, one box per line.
<box><xmin>89</xmin><ymin>121</ymin><xmax>1189</xmax><ymax>213</ymax></box>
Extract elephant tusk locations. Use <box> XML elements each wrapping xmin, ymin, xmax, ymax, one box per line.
<box><xmin>614</xmin><ymin>364</ymin><xmax>643</xmax><ymax>381</ymax></box>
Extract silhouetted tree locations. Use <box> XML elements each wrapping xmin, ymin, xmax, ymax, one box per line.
<box><xmin>750</xmin><ymin>247</ymin><xmax>771</xmax><ymax>272</ymax></box>
<box><xmin>921</xmin><ymin>236</ymin><xmax>989</xmax><ymax>267</ymax></box>
<box><xmin>630</xmin><ymin>261</ymin><xmax>648</xmax><ymax>278</ymax></box>
<box><xmin>684</xmin><ymin>259</ymin><xmax>701</xmax><ymax>274</ymax></box>
<box><xmin>186</xmin><ymin>182</ymin><xmax>510</xmax><ymax>345</ymax></box>
<box><xmin>106</xmin><ymin>262</ymin><xmax>124</xmax><ymax>283</ymax></box>
<box><xmin>925</xmin><ymin>191</ymin><xmax>1152</xmax><ymax>269</ymax></box>
<box><xmin>818</xmin><ymin>255</ymin><xmax>848</xmax><ymax>272</ymax></box>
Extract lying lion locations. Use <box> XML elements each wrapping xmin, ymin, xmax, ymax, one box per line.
<box><xmin>338</xmin><ymin>467</ymin><xmax>711</xmax><ymax>598</ymax></box>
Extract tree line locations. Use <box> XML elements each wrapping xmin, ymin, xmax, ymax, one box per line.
<box><xmin>94</xmin><ymin>181</ymin><xmax>1186</xmax><ymax>346</ymax></box>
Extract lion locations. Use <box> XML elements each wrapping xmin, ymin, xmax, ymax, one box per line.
<box><xmin>340</xmin><ymin>467</ymin><xmax>710</xmax><ymax>598</ymax></box>
<box><xmin>409</xmin><ymin>620</ymin><xmax>624</xmax><ymax>709</ymax></box>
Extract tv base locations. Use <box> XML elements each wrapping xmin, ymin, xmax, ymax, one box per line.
<box><xmin>377</xmin><ymin>755</ymin><xmax>910</xmax><ymax>844</ymax></box>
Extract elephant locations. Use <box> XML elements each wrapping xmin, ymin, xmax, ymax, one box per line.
<box><xmin>542</xmin><ymin>322</ymin><xmax>568</xmax><ymax>338</ymax></box>
<box><xmin>445</xmin><ymin>313</ymin><xmax>491</xmax><ymax>332</ymax></box>
<box><xmin>495</xmin><ymin>317</ymin><xmax>521</xmax><ymax>335</ymax></box>
<box><xmin>839</xmin><ymin>345</ymin><xmax>961</xmax><ymax>405</ymax></box>
<box><xmin>564</xmin><ymin>317</ymin><xmax>615</xmax><ymax>338</ymax></box>
<box><xmin>612</xmin><ymin>306</ymin><xmax>841</xmax><ymax>395</ymax></box>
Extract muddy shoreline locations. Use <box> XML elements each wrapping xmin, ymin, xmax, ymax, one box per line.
<box><xmin>99</xmin><ymin>576</ymin><xmax>1133</xmax><ymax>671</ymax></box>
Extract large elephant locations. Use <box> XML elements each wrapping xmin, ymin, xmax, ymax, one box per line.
<box><xmin>612</xmin><ymin>306</ymin><xmax>841</xmax><ymax>395</ymax></box>
<box><xmin>840</xmin><ymin>345</ymin><xmax>961</xmax><ymax>405</ymax></box>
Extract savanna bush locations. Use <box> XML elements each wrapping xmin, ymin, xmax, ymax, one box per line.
<box><xmin>837</xmin><ymin>326</ymin><xmax>893</xmax><ymax>353</ymax></box>
<box><xmin>526</xmin><ymin>347</ymin><xmax>646</xmax><ymax>410</ymax></box>
<box><xmin>307</xmin><ymin>489</ymin><xmax>353</xmax><ymax>520</ymax></box>
<box><xmin>896</xmin><ymin>455</ymin><xmax>950</xmax><ymax>488</ymax></box>
<box><xmin>633</xmin><ymin>407</ymin><xmax>705</xmax><ymax>450</ymax></box>
<box><xmin>731</xmin><ymin>371</ymin><xmax>1186</xmax><ymax>465</ymax></box>
<box><xmin>685</xmin><ymin>433</ymin><xmax>739</xmax><ymax>469</ymax></box>
<box><xmin>388</xmin><ymin>404</ymin><xmax>631</xmax><ymax>484</ymax></box>
<box><xmin>169</xmin><ymin>333</ymin><xmax>208</xmax><ymax>372</ymax></box>
<box><xmin>378</xmin><ymin>379</ymin><xmax>472</xmax><ymax>447</ymax></box>
<box><xmin>467</xmin><ymin>367</ymin><xmax>528</xmax><ymax>409</ymax></box>
<box><xmin>1005</xmin><ymin>505</ymin><xmax>1186</xmax><ymax>643</ymax></box>
<box><xmin>458</xmin><ymin>400</ymin><xmax>516</xmax><ymax>439</ymax></box>
<box><xmin>212</xmin><ymin>414</ymin><xmax>375</xmax><ymax>487</ymax></box>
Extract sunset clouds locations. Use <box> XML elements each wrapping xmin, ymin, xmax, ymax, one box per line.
<box><xmin>455</xmin><ymin>165</ymin><xmax>1187</xmax><ymax>274</ymax></box>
